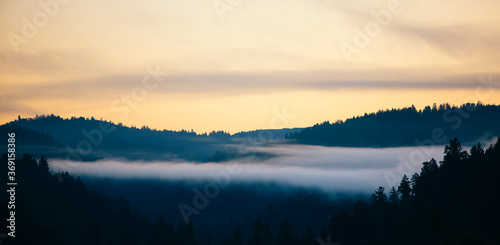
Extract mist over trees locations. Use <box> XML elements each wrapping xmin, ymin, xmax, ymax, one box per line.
<box><xmin>323</xmin><ymin>138</ymin><xmax>500</xmax><ymax>244</ymax></box>
<box><xmin>1</xmin><ymin>103</ymin><xmax>499</xmax><ymax>244</ymax></box>
<box><xmin>2</xmin><ymin>137</ymin><xmax>499</xmax><ymax>244</ymax></box>
<box><xmin>1</xmin><ymin>103</ymin><xmax>499</xmax><ymax>163</ymax></box>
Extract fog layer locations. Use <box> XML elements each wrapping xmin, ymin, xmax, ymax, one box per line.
<box><xmin>50</xmin><ymin>145</ymin><xmax>447</xmax><ymax>193</ymax></box>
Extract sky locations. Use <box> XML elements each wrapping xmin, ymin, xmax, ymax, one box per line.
<box><xmin>1</xmin><ymin>0</ymin><xmax>500</xmax><ymax>133</ymax></box>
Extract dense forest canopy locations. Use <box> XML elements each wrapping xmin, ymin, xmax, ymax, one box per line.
<box><xmin>1</xmin><ymin>103</ymin><xmax>498</xmax><ymax>162</ymax></box>
<box><xmin>0</xmin><ymin>114</ymin><xmax>298</xmax><ymax>162</ymax></box>
<box><xmin>287</xmin><ymin>102</ymin><xmax>500</xmax><ymax>147</ymax></box>
<box><xmin>1</xmin><ymin>114</ymin><xmax>236</xmax><ymax>161</ymax></box>
<box><xmin>2</xmin><ymin>137</ymin><xmax>499</xmax><ymax>244</ymax></box>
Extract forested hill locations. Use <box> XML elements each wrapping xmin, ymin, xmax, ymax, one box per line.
<box><xmin>286</xmin><ymin>103</ymin><xmax>500</xmax><ymax>147</ymax></box>
<box><xmin>1</xmin><ymin>115</ymin><xmax>235</xmax><ymax>161</ymax></box>
<box><xmin>2</xmin><ymin>138</ymin><xmax>499</xmax><ymax>244</ymax></box>
<box><xmin>1</xmin><ymin>115</ymin><xmax>300</xmax><ymax>162</ymax></box>
<box><xmin>2</xmin><ymin>103</ymin><xmax>499</xmax><ymax>161</ymax></box>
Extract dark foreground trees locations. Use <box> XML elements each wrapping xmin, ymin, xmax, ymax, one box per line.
<box><xmin>0</xmin><ymin>154</ymin><xmax>197</xmax><ymax>245</ymax></box>
<box><xmin>1</xmin><ymin>137</ymin><xmax>499</xmax><ymax>245</ymax></box>
<box><xmin>323</xmin><ymin>138</ymin><xmax>500</xmax><ymax>245</ymax></box>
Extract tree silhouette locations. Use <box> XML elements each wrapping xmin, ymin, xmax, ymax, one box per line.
<box><xmin>398</xmin><ymin>175</ymin><xmax>412</xmax><ymax>201</ymax></box>
<box><xmin>276</xmin><ymin>220</ymin><xmax>297</xmax><ymax>245</ymax></box>
<box><xmin>249</xmin><ymin>219</ymin><xmax>264</xmax><ymax>245</ymax></box>
<box><xmin>38</xmin><ymin>155</ymin><xmax>50</xmax><ymax>176</ymax></box>
<box><xmin>323</xmin><ymin>137</ymin><xmax>500</xmax><ymax>245</ymax></box>
<box><xmin>370</xmin><ymin>186</ymin><xmax>387</xmax><ymax>205</ymax></box>
<box><xmin>389</xmin><ymin>186</ymin><xmax>400</xmax><ymax>204</ymax></box>
<box><xmin>4</xmin><ymin>136</ymin><xmax>500</xmax><ymax>245</ymax></box>
<box><xmin>232</xmin><ymin>226</ymin><xmax>243</xmax><ymax>245</ymax></box>
<box><xmin>443</xmin><ymin>137</ymin><xmax>468</xmax><ymax>164</ymax></box>
<box><xmin>263</xmin><ymin>222</ymin><xmax>274</xmax><ymax>245</ymax></box>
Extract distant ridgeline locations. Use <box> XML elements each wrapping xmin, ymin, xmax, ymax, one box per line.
<box><xmin>1</xmin><ymin>102</ymin><xmax>499</xmax><ymax>161</ymax></box>
<box><xmin>0</xmin><ymin>115</ymin><xmax>302</xmax><ymax>162</ymax></box>
<box><xmin>0</xmin><ymin>115</ymin><xmax>235</xmax><ymax>161</ymax></box>
<box><xmin>286</xmin><ymin>103</ymin><xmax>500</xmax><ymax>147</ymax></box>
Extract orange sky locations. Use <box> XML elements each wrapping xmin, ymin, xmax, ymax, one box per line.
<box><xmin>1</xmin><ymin>0</ymin><xmax>499</xmax><ymax>133</ymax></box>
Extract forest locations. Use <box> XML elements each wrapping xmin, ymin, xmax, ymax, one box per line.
<box><xmin>1</xmin><ymin>137</ymin><xmax>499</xmax><ymax>245</ymax></box>
<box><xmin>286</xmin><ymin>103</ymin><xmax>500</xmax><ymax>147</ymax></box>
<box><xmin>3</xmin><ymin>103</ymin><xmax>500</xmax><ymax>162</ymax></box>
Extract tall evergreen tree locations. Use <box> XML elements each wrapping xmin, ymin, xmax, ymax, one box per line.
<box><xmin>276</xmin><ymin>220</ymin><xmax>297</xmax><ymax>245</ymax></box>
<box><xmin>389</xmin><ymin>186</ymin><xmax>400</xmax><ymax>204</ymax></box>
<box><xmin>38</xmin><ymin>155</ymin><xmax>50</xmax><ymax>175</ymax></box>
<box><xmin>398</xmin><ymin>175</ymin><xmax>412</xmax><ymax>201</ymax></box>
<box><xmin>232</xmin><ymin>226</ymin><xmax>243</xmax><ymax>245</ymax></box>
<box><xmin>370</xmin><ymin>186</ymin><xmax>387</xmax><ymax>205</ymax></box>
<box><xmin>443</xmin><ymin>137</ymin><xmax>468</xmax><ymax>164</ymax></box>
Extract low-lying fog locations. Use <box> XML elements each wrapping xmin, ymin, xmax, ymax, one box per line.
<box><xmin>49</xmin><ymin>144</ymin><xmax>454</xmax><ymax>193</ymax></box>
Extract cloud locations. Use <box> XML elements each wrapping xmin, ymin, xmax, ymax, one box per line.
<box><xmin>0</xmin><ymin>94</ymin><xmax>36</xmax><ymax>115</ymax></box>
<box><xmin>391</xmin><ymin>23</ymin><xmax>500</xmax><ymax>60</ymax></box>
<box><xmin>6</xmin><ymin>71</ymin><xmax>500</xmax><ymax>102</ymax></box>
<box><xmin>0</xmin><ymin>50</ymin><xmax>105</xmax><ymax>77</ymax></box>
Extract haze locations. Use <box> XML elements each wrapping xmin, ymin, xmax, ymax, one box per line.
<box><xmin>49</xmin><ymin>145</ymin><xmax>447</xmax><ymax>193</ymax></box>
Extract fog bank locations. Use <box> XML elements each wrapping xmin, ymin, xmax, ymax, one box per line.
<box><xmin>50</xmin><ymin>145</ymin><xmax>448</xmax><ymax>193</ymax></box>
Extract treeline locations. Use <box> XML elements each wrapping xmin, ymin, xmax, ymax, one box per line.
<box><xmin>12</xmin><ymin>114</ymin><xmax>231</xmax><ymax>137</ymax></box>
<box><xmin>1</xmin><ymin>115</ymin><xmax>296</xmax><ymax>162</ymax></box>
<box><xmin>2</xmin><ymin>137</ymin><xmax>499</xmax><ymax>244</ymax></box>
<box><xmin>0</xmin><ymin>154</ymin><xmax>199</xmax><ymax>245</ymax></box>
<box><xmin>82</xmin><ymin>178</ymin><xmax>354</xmax><ymax>245</ymax></box>
<box><xmin>320</xmin><ymin>138</ymin><xmax>500</xmax><ymax>244</ymax></box>
<box><xmin>3</xmin><ymin>115</ymin><xmax>235</xmax><ymax>161</ymax></box>
<box><xmin>0</xmin><ymin>153</ymin><xmax>347</xmax><ymax>245</ymax></box>
<box><xmin>223</xmin><ymin>138</ymin><xmax>500</xmax><ymax>245</ymax></box>
<box><xmin>0</xmin><ymin>124</ymin><xmax>59</xmax><ymax>147</ymax></box>
<box><xmin>286</xmin><ymin>103</ymin><xmax>500</xmax><ymax>147</ymax></box>
<box><xmin>5</xmin><ymin>103</ymin><xmax>500</xmax><ymax>162</ymax></box>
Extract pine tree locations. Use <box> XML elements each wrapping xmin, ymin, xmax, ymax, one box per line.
<box><xmin>370</xmin><ymin>186</ymin><xmax>387</xmax><ymax>205</ymax></box>
<box><xmin>232</xmin><ymin>226</ymin><xmax>242</xmax><ymax>245</ymax></box>
<box><xmin>263</xmin><ymin>222</ymin><xmax>274</xmax><ymax>245</ymax></box>
<box><xmin>389</xmin><ymin>187</ymin><xmax>400</xmax><ymax>204</ymax></box>
<box><xmin>443</xmin><ymin>138</ymin><xmax>468</xmax><ymax>164</ymax></box>
<box><xmin>38</xmin><ymin>155</ymin><xmax>49</xmax><ymax>175</ymax></box>
<box><xmin>249</xmin><ymin>219</ymin><xmax>264</xmax><ymax>245</ymax></box>
<box><xmin>398</xmin><ymin>175</ymin><xmax>412</xmax><ymax>201</ymax></box>
<box><xmin>276</xmin><ymin>220</ymin><xmax>297</xmax><ymax>245</ymax></box>
<box><xmin>421</xmin><ymin>158</ymin><xmax>439</xmax><ymax>176</ymax></box>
